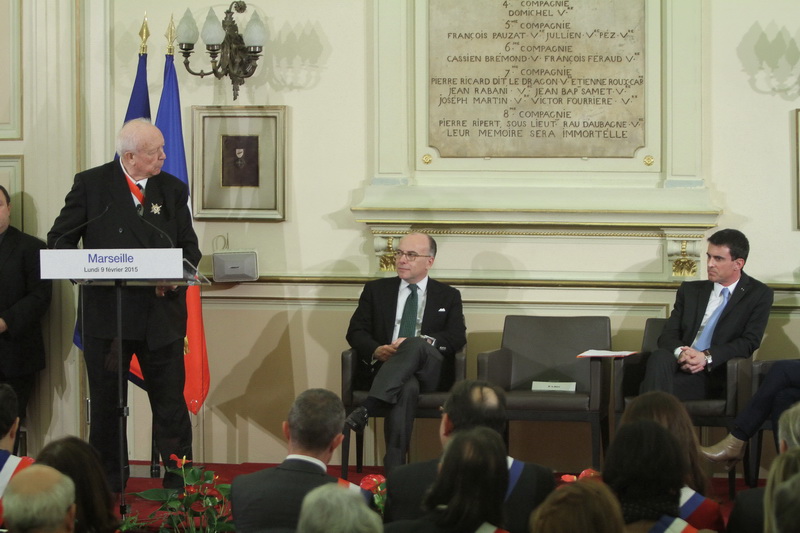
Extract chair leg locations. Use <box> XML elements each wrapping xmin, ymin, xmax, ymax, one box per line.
<box><xmin>356</xmin><ymin>431</ymin><xmax>364</xmax><ymax>473</ymax></box>
<box><xmin>590</xmin><ymin>416</ymin><xmax>602</xmax><ymax>470</ymax></box>
<box><xmin>746</xmin><ymin>434</ymin><xmax>760</xmax><ymax>488</ymax></box>
<box><xmin>150</xmin><ymin>434</ymin><xmax>161</xmax><ymax>478</ymax></box>
<box><xmin>728</xmin><ymin>467</ymin><xmax>736</xmax><ymax>501</ymax></box>
<box><xmin>341</xmin><ymin>429</ymin><xmax>351</xmax><ymax>480</ymax></box>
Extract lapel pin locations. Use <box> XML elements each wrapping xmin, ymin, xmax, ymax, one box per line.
<box><xmin>150</xmin><ymin>204</ymin><xmax>162</xmax><ymax>215</ymax></box>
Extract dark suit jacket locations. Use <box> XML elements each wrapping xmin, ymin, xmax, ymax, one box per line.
<box><xmin>726</xmin><ymin>486</ymin><xmax>763</xmax><ymax>533</ymax></box>
<box><xmin>658</xmin><ymin>271</ymin><xmax>773</xmax><ymax>368</ymax></box>
<box><xmin>384</xmin><ymin>457</ymin><xmax>554</xmax><ymax>533</ymax></box>
<box><xmin>0</xmin><ymin>226</ymin><xmax>52</xmax><ymax>377</ymax></box>
<box><xmin>346</xmin><ymin>276</ymin><xmax>466</xmax><ymax>390</ymax></box>
<box><xmin>47</xmin><ymin>161</ymin><xmax>201</xmax><ymax>349</ymax></box>
<box><xmin>231</xmin><ymin>458</ymin><xmax>339</xmax><ymax>533</ymax></box>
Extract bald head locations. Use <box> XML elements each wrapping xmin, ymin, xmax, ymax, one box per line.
<box><xmin>4</xmin><ymin>464</ymin><xmax>76</xmax><ymax>533</ymax></box>
<box><xmin>440</xmin><ymin>380</ymin><xmax>507</xmax><ymax>443</ymax></box>
<box><xmin>116</xmin><ymin>118</ymin><xmax>166</xmax><ymax>181</ymax></box>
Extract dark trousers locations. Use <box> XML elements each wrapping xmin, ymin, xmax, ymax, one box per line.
<box><xmin>640</xmin><ymin>348</ymin><xmax>709</xmax><ymax>401</ymax></box>
<box><xmin>368</xmin><ymin>337</ymin><xmax>443</xmax><ymax>473</ymax></box>
<box><xmin>734</xmin><ymin>360</ymin><xmax>800</xmax><ymax>439</ymax></box>
<box><xmin>83</xmin><ymin>335</ymin><xmax>192</xmax><ymax>491</ymax></box>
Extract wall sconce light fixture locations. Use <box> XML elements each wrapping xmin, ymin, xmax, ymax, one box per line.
<box><xmin>176</xmin><ymin>1</ymin><xmax>267</xmax><ymax>100</ymax></box>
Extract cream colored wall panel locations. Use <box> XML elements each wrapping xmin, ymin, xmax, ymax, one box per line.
<box><xmin>431</xmin><ymin>235</ymin><xmax>666</xmax><ymax>280</ymax></box>
<box><xmin>0</xmin><ymin>0</ymin><xmax>21</xmax><ymax>139</ymax></box>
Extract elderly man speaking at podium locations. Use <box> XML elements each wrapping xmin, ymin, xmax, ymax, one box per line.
<box><xmin>47</xmin><ymin>118</ymin><xmax>201</xmax><ymax>491</ymax></box>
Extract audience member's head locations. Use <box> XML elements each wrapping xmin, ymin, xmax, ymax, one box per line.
<box><xmin>619</xmin><ymin>390</ymin><xmax>709</xmax><ymax>495</ymax></box>
<box><xmin>440</xmin><ymin>379</ymin><xmax>507</xmax><ymax>443</ymax></box>
<box><xmin>3</xmin><ymin>464</ymin><xmax>77</xmax><ymax>533</ymax></box>
<box><xmin>284</xmin><ymin>388</ymin><xmax>345</xmax><ymax>462</ymax></box>
<box><xmin>0</xmin><ymin>383</ymin><xmax>20</xmax><ymax>450</ymax></box>
<box><xmin>424</xmin><ymin>426</ymin><xmax>509</xmax><ymax>531</ymax></box>
<box><xmin>771</xmin><ymin>470</ymin><xmax>800</xmax><ymax>533</ymax></box>
<box><xmin>764</xmin><ymin>448</ymin><xmax>800</xmax><ymax>533</ymax></box>
<box><xmin>604</xmin><ymin>420</ymin><xmax>686</xmax><ymax>526</ymax></box>
<box><xmin>296</xmin><ymin>483</ymin><xmax>382</xmax><ymax>533</ymax></box>
<box><xmin>777</xmin><ymin>401</ymin><xmax>800</xmax><ymax>452</ymax></box>
<box><xmin>528</xmin><ymin>479</ymin><xmax>624</xmax><ymax>533</ymax></box>
<box><xmin>36</xmin><ymin>436</ymin><xmax>118</xmax><ymax>533</ymax></box>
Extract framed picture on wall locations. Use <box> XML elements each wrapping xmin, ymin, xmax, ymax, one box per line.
<box><xmin>192</xmin><ymin>105</ymin><xmax>287</xmax><ymax>220</ymax></box>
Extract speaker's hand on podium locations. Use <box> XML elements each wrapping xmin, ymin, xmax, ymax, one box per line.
<box><xmin>155</xmin><ymin>285</ymin><xmax>178</xmax><ymax>298</ymax></box>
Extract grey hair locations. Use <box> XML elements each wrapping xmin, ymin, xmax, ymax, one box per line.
<box><xmin>773</xmin><ymin>471</ymin><xmax>800</xmax><ymax>533</ymax></box>
<box><xmin>287</xmin><ymin>389</ymin><xmax>345</xmax><ymax>452</ymax></box>
<box><xmin>297</xmin><ymin>484</ymin><xmax>382</xmax><ymax>533</ymax></box>
<box><xmin>778</xmin><ymin>401</ymin><xmax>800</xmax><ymax>450</ymax></box>
<box><xmin>4</xmin><ymin>467</ymin><xmax>75</xmax><ymax>533</ymax></box>
<box><xmin>115</xmin><ymin>117</ymin><xmax>153</xmax><ymax>157</ymax></box>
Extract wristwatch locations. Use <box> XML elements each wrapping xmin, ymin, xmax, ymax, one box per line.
<box><xmin>703</xmin><ymin>349</ymin><xmax>713</xmax><ymax>370</ymax></box>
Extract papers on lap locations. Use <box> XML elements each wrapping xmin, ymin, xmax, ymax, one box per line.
<box><xmin>576</xmin><ymin>350</ymin><xmax>636</xmax><ymax>358</ymax></box>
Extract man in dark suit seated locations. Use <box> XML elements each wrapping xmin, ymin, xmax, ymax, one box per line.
<box><xmin>383</xmin><ymin>380</ymin><xmax>555</xmax><ymax>533</ymax></box>
<box><xmin>345</xmin><ymin>232</ymin><xmax>467</xmax><ymax>473</ymax></box>
<box><xmin>641</xmin><ymin>228</ymin><xmax>773</xmax><ymax>400</ymax></box>
<box><xmin>725</xmin><ymin>401</ymin><xmax>800</xmax><ymax>533</ymax></box>
<box><xmin>231</xmin><ymin>388</ymin><xmax>346</xmax><ymax>533</ymax></box>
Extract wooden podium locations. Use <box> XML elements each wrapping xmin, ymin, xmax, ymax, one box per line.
<box><xmin>40</xmin><ymin>248</ymin><xmax>208</xmax><ymax>514</ymax></box>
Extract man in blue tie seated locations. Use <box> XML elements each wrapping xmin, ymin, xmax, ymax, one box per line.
<box><xmin>231</xmin><ymin>388</ymin><xmax>346</xmax><ymax>533</ymax></box>
<box><xmin>383</xmin><ymin>380</ymin><xmax>555</xmax><ymax>533</ymax></box>
<box><xmin>641</xmin><ymin>228</ymin><xmax>773</xmax><ymax>400</ymax></box>
<box><xmin>345</xmin><ymin>232</ymin><xmax>467</xmax><ymax>473</ymax></box>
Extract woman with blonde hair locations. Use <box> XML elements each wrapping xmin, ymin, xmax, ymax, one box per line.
<box><xmin>528</xmin><ymin>479</ymin><xmax>624</xmax><ymax>533</ymax></box>
<box><xmin>620</xmin><ymin>391</ymin><xmax>723</xmax><ymax>532</ymax></box>
<box><xmin>763</xmin><ymin>448</ymin><xmax>800</xmax><ymax>533</ymax></box>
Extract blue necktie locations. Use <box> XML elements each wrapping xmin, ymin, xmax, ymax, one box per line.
<box><xmin>694</xmin><ymin>287</ymin><xmax>730</xmax><ymax>351</ymax></box>
<box><xmin>398</xmin><ymin>284</ymin><xmax>418</xmax><ymax>338</ymax></box>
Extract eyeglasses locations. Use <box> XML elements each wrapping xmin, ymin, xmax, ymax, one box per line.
<box><xmin>393</xmin><ymin>250</ymin><xmax>432</xmax><ymax>261</ymax></box>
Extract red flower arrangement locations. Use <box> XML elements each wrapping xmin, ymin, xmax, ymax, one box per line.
<box><xmin>121</xmin><ymin>454</ymin><xmax>234</xmax><ymax>532</ymax></box>
<box><xmin>359</xmin><ymin>474</ymin><xmax>387</xmax><ymax>515</ymax></box>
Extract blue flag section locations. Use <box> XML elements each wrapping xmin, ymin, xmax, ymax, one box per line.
<box><xmin>154</xmin><ymin>55</ymin><xmax>188</xmax><ymax>183</ymax></box>
<box><xmin>125</xmin><ymin>53</ymin><xmax>152</xmax><ymax>122</ymax></box>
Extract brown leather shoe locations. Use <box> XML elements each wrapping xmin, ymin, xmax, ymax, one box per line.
<box><xmin>701</xmin><ymin>434</ymin><xmax>746</xmax><ymax>470</ymax></box>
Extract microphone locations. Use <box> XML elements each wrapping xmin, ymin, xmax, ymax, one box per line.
<box><xmin>138</xmin><ymin>213</ymin><xmax>176</xmax><ymax>248</ymax></box>
<box><xmin>51</xmin><ymin>204</ymin><xmax>111</xmax><ymax>249</ymax></box>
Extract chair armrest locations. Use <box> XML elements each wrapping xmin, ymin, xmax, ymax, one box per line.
<box><xmin>614</xmin><ymin>352</ymin><xmax>648</xmax><ymax>413</ymax></box>
<box><xmin>454</xmin><ymin>346</ymin><xmax>467</xmax><ymax>381</ymax></box>
<box><xmin>477</xmin><ymin>348</ymin><xmax>512</xmax><ymax>390</ymax></box>
<box><xmin>752</xmin><ymin>360</ymin><xmax>777</xmax><ymax>395</ymax></box>
<box><xmin>341</xmin><ymin>348</ymin><xmax>357</xmax><ymax>406</ymax></box>
<box><xmin>725</xmin><ymin>357</ymin><xmax>752</xmax><ymax>417</ymax></box>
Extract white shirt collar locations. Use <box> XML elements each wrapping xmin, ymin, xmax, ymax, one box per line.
<box><xmin>285</xmin><ymin>454</ymin><xmax>327</xmax><ymax>472</ymax></box>
<box><xmin>400</xmin><ymin>276</ymin><xmax>429</xmax><ymax>293</ymax></box>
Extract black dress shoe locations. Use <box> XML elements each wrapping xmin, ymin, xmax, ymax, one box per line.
<box><xmin>345</xmin><ymin>406</ymin><xmax>369</xmax><ymax>433</ymax></box>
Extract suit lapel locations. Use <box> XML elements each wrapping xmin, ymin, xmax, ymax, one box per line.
<box><xmin>422</xmin><ymin>278</ymin><xmax>441</xmax><ymax>326</ymax></box>
<box><xmin>384</xmin><ymin>278</ymin><xmax>401</xmax><ymax>335</ymax></box>
<box><xmin>720</xmin><ymin>271</ymin><xmax>749</xmax><ymax>321</ymax></box>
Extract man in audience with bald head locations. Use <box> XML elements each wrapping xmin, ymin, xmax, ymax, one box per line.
<box><xmin>3</xmin><ymin>464</ymin><xmax>76</xmax><ymax>533</ymax></box>
<box><xmin>384</xmin><ymin>379</ymin><xmax>555</xmax><ymax>533</ymax></box>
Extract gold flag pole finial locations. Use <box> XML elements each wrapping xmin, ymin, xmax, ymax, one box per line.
<box><xmin>138</xmin><ymin>14</ymin><xmax>151</xmax><ymax>55</ymax></box>
<box><xmin>165</xmin><ymin>14</ymin><xmax>176</xmax><ymax>56</ymax></box>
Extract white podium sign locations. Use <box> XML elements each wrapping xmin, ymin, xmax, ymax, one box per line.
<box><xmin>40</xmin><ymin>249</ymin><xmax>184</xmax><ymax>280</ymax></box>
